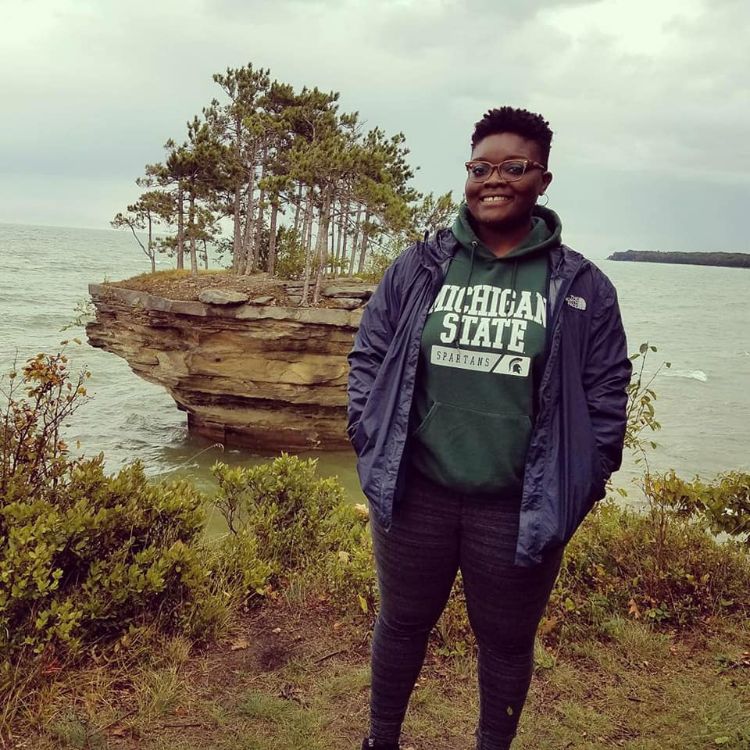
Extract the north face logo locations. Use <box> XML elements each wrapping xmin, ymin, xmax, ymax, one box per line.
<box><xmin>565</xmin><ymin>295</ymin><xmax>587</xmax><ymax>311</ymax></box>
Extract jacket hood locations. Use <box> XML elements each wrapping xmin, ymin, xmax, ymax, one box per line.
<box><xmin>418</xmin><ymin>207</ymin><xmax>578</xmax><ymax>294</ymax></box>
<box><xmin>451</xmin><ymin>202</ymin><xmax>562</xmax><ymax>260</ymax></box>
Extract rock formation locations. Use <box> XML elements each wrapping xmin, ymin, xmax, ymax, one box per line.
<box><xmin>86</xmin><ymin>282</ymin><xmax>375</xmax><ymax>451</ymax></box>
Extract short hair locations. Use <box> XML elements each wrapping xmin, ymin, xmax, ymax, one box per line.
<box><xmin>471</xmin><ymin>107</ymin><xmax>553</xmax><ymax>164</ymax></box>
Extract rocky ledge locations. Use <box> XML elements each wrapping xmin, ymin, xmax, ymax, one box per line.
<box><xmin>86</xmin><ymin>281</ymin><xmax>375</xmax><ymax>450</ymax></box>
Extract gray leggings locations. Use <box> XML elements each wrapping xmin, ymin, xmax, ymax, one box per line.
<box><xmin>369</xmin><ymin>472</ymin><xmax>563</xmax><ymax>750</ymax></box>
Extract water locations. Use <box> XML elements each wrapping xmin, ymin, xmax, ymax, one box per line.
<box><xmin>1</xmin><ymin>222</ymin><xmax>748</xmax><ymax>512</ymax></box>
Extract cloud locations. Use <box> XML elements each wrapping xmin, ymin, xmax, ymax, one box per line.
<box><xmin>537</xmin><ymin>0</ymin><xmax>750</xmax><ymax>179</ymax></box>
<box><xmin>0</xmin><ymin>0</ymin><xmax>747</xmax><ymax>253</ymax></box>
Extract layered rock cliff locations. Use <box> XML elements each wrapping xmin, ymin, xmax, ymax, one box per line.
<box><xmin>86</xmin><ymin>281</ymin><xmax>373</xmax><ymax>450</ymax></box>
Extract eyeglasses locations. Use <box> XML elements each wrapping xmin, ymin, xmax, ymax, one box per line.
<box><xmin>465</xmin><ymin>159</ymin><xmax>547</xmax><ymax>183</ymax></box>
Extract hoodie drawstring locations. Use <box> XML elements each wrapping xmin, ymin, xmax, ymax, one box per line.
<box><xmin>455</xmin><ymin>241</ymin><xmax>477</xmax><ymax>351</ymax></box>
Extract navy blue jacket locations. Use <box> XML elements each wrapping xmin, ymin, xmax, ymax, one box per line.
<box><xmin>347</xmin><ymin>228</ymin><xmax>631</xmax><ymax>566</ymax></box>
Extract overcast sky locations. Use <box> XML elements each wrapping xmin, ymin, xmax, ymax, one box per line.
<box><xmin>1</xmin><ymin>0</ymin><xmax>748</xmax><ymax>257</ymax></box>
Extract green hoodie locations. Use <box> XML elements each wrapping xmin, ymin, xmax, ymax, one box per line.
<box><xmin>409</xmin><ymin>204</ymin><xmax>562</xmax><ymax>496</ymax></box>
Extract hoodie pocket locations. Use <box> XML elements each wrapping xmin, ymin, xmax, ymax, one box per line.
<box><xmin>411</xmin><ymin>401</ymin><xmax>532</xmax><ymax>495</ymax></box>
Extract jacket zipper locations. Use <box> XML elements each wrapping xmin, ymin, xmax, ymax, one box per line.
<box><xmin>520</xmin><ymin>251</ymin><xmax>582</xmax><ymax>513</ymax></box>
<box><xmin>537</xmin><ymin>251</ymin><xmax>583</xmax><ymax>413</ymax></box>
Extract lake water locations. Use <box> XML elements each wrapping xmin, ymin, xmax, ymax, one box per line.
<box><xmin>1</xmin><ymin>222</ymin><xmax>748</xmax><ymax>518</ymax></box>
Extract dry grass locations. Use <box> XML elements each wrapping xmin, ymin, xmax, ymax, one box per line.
<box><xmin>9</xmin><ymin>601</ymin><xmax>749</xmax><ymax>750</ymax></box>
<box><xmin>106</xmin><ymin>269</ymin><xmax>292</xmax><ymax>304</ymax></box>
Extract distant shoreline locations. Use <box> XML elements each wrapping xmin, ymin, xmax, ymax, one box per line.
<box><xmin>608</xmin><ymin>250</ymin><xmax>750</xmax><ymax>269</ymax></box>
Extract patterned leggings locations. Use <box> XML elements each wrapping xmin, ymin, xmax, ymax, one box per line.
<box><xmin>369</xmin><ymin>472</ymin><xmax>563</xmax><ymax>750</ymax></box>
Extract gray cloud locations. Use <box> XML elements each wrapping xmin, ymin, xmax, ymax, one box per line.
<box><xmin>0</xmin><ymin>0</ymin><xmax>747</xmax><ymax>255</ymax></box>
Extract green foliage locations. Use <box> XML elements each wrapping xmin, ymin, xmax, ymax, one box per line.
<box><xmin>645</xmin><ymin>470</ymin><xmax>750</xmax><ymax>544</ymax></box>
<box><xmin>211</xmin><ymin>455</ymin><xmax>376</xmax><ymax>614</ymax></box>
<box><xmin>425</xmin><ymin>500</ymin><xmax>750</xmax><ymax>656</ymax></box>
<box><xmin>352</xmin><ymin>189</ymin><xmax>454</xmax><ymax>283</ymax></box>
<box><xmin>408</xmin><ymin>190</ymin><xmax>458</xmax><ymax>242</ymax></box>
<box><xmin>0</xmin><ymin>354</ymin><xmax>214</xmax><ymax>685</ymax></box>
<box><xmin>432</xmin><ymin>574</ymin><xmax>473</xmax><ymax>658</ymax></box>
<box><xmin>0</xmin><ymin>455</ymin><xmax>208</xmax><ymax>659</ymax></box>
<box><xmin>61</xmin><ymin>300</ymin><xmax>95</xmax><ymax>332</ymax></box>
<box><xmin>273</xmin><ymin>227</ymin><xmax>307</xmax><ymax>280</ymax></box>
<box><xmin>358</xmin><ymin>248</ymin><xmax>396</xmax><ymax>284</ymax></box>
<box><xmin>1</xmin><ymin>350</ymin><xmax>91</xmax><ymax>500</ymax></box>
<box><xmin>314</xmin><ymin>501</ymin><xmax>375</xmax><ymax>614</ymax></box>
<box><xmin>203</xmin><ymin>530</ymin><xmax>273</xmax><ymax>617</ymax></box>
<box><xmin>211</xmin><ymin>455</ymin><xmax>342</xmax><ymax>574</ymax></box>
<box><xmin>625</xmin><ymin>342</ymin><xmax>671</xmax><ymax>465</ymax></box>
<box><xmin>550</xmin><ymin>499</ymin><xmax>750</xmax><ymax>633</ymax></box>
<box><xmin>6</xmin><ymin>342</ymin><xmax>748</xmax><ymax>738</ymax></box>
<box><xmin>120</xmin><ymin>62</ymin><xmax>434</xmax><ymax>279</ymax></box>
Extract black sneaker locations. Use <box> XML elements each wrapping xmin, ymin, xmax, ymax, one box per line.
<box><xmin>361</xmin><ymin>739</ymin><xmax>400</xmax><ymax>750</ymax></box>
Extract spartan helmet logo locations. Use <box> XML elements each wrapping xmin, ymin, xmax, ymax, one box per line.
<box><xmin>509</xmin><ymin>357</ymin><xmax>524</xmax><ymax>374</ymax></box>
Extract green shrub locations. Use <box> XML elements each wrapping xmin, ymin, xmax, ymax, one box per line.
<box><xmin>273</xmin><ymin>227</ymin><xmax>307</xmax><ymax>280</ymax></box>
<box><xmin>646</xmin><ymin>470</ymin><xmax>750</xmax><ymax>544</ymax></box>
<box><xmin>549</xmin><ymin>499</ymin><xmax>750</xmax><ymax>634</ymax></box>
<box><xmin>314</xmin><ymin>501</ymin><xmax>376</xmax><ymax>615</ymax></box>
<box><xmin>210</xmin><ymin>529</ymin><xmax>273</xmax><ymax>604</ymax></box>
<box><xmin>420</xmin><ymin>497</ymin><xmax>750</xmax><ymax>657</ymax></box>
<box><xmin>211</xmin><ymin>455</ymin><xmax>376</xmax><ymax>615</ymax></box>
<box><xmin>622</xmin><ymin>342</ymin><xmax>672</xmax><ymax>472</ymax></box>
<box><xmin>0</xmin><ymin>353</ymin><xmax>216</xmax><ymax>679</ymax></box>
<box><xmin>432</xmin><ymin>574</ymin><xmax>473</xmax><ymax>658</ymax></box>
<box><xmin>0</xmin><ymin>456</ymin><xmax>208</xmax><ymax>661</ymax></box>
<box><xmin>211</xmin><ymin>455</ymin><xmax>343</xmax><ymax>575</ymax></box>
<box><xmin>358</xmin><ymin>250</ymin><xmax>394</xmax><ymax>284</ymax></box>
<box><xmin>211</xmin><ymin>452</ymin><xmax>749</xmax><ymax>647</ymax></box>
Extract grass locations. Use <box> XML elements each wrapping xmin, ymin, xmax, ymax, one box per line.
<box><xmin>111</xmin><ymin>269</ymin><xmax>233</xmax><ymax>282</ymax></box>
<box><xmin>102</xmin><ymin>266</ymin><xmax>298</xmax><ymax>304</ymax></box>
<box><xmin>9</xmin><ymin>603</ymin><xmax>748</xmax><ymax>750</ymax></box>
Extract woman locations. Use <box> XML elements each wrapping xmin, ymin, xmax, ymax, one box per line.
<box><xmin>347</xmin><ymin>107</ymin><xmax>631</xmax><ymax>750</ymax></box>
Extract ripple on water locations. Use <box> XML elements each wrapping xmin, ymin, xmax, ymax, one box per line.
<box><xmin>661</xmin><ymin>369</ymin><xmax>709</xmax><ymax>383</ymax></box>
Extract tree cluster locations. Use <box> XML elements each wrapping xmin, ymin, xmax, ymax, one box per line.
<box><xmin>608</xmin><ymin>249</ymin><xmax>750</xmax><ymax>268</ymax></box>
<box><xmin>112</xmin><ymin>63</ymin><xmax>456</xmax><ymax>302</ymax></box>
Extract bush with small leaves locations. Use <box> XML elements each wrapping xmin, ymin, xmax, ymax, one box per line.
<box><xmin>0</xmin><ymin>353</ymin><xmax>217</xmax><ymax>684</ymax></box>
<box><xmin>548</xmin><ymin>499</ymin><xmax>750</xmax><ymax>635</ymax></box>
<box><xmin>315</xmin><ymin>501</ymin><xmax>376</xmax><ymax>615</ymax></box>
<box><xmin>211</xmin><ymin>455</ymin><xmax>376</xmax><ymax>616</ymax></box>
<box><xmin>646</xmin><ymin>470</ymin><xmax>750</xmax><ymax>544</ymax></box>
<box><xmin>211</xmin><ymin>455</ymin><xmax>344</xmax><ymax>576</ymax></box>
<box><xmin>0</xmin><ymin>456</ymin><xmax>208</xmax><ymax>662</ymax></box>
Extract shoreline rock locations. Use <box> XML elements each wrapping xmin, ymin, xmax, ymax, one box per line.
<box><xmin>86</xmin><ymin>282</ymin><xmax>372</xmax><ymax>451</ymax></box>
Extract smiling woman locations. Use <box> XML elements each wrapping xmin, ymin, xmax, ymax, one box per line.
<box><xmin>347</xmin><ymin>106</ymin><xmax>632</xmax><ymax>750</ymax></box>
<box><xmin>463</xmin><ymin>130</ymin><xmax>553</xmax><ymax>257</ymax></box>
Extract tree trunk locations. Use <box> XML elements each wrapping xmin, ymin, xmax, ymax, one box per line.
<box><xmin>176</xmin><ymin>184</ymin><xmax>185</xmax><ymax>270</ymax></box>
<box><xmin>339</xmin><ymin>198</ymin><xmax>350</xmax><ymax>275</ymax></box>
<box><xmin>301</xmin><ymin>198</ymin><xmax>317</xmax><ymax>306</ymax></box>
<box><xmin>251</xmin><ymin>154</ymin><xmax>267</xmax><ymax>273</ymax></box>
<box><xmin>329</xmin><ymin>212</ymin><xmax>336</xmax><ymax>277</ymax></box>
<box><xmin>241</xmin><ymin>157</ymin><xmax>257</xmax><ymax>275</ymax></box>
<box><xmin>348</xmin><ymin>204</ymin><xmax>363</xmax><ymax>276</ymax></box>
<box><xmin>334</xmin><ymin>196</ymin><xmax>347</xmax><ymax>275</ymax></box>
<box><xmin>357</xmin><ymin>210</ymin><xmax>371</xmax><ymax>275</ymax></box>
<box><xmin>231</xmin><ymin>114</ymin><xmax>243</xmax><ymax>273</ymax></box>
<box><xmin>188</xmin><ymin>192</ymin><xmax>198</xmax><ymax>275</ymax></box>
<box><xmin>301</xmin><ymin>187</ymin><xmax>314</xmax><ymax>254</ymax></box>
<box><xmin>147</xmin><ymin>214</ymin><xmax>155</xmax><ymax>273</ymax></box>
<box><xmin>292</xmin><ymin>182</ymin><xmax>303</xmax><ymax>235</ymax></box>
<box><xmin>312</xmin><ymin>191</ymin><xmax>333</xmax><ymax>303</ymax></box>
<box><xmin>267</xmin><ymin>200</ymin><xmax>279</xmax><ymax>276</ymax></box>
<box><xmin>232</xmin><ymin>185</ymin><xmax>242</xmax><ymax>272</ymax></box>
